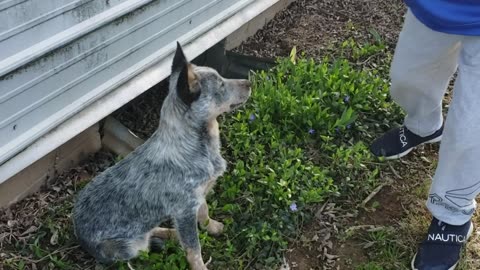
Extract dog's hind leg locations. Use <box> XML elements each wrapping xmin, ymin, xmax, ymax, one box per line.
<box><xmin>150</xmin><ymin>227</ymin><xmax>177</xmax><ymax>240</ymax></box>
<box><xmin>174</xmin><ymin>212</ymin><xmax>207</xmax><ymax>270</ymax></box>
<box><xmin>149</xmin><ymin>227</ymin><xmax>177</xmax><ymax>253</ymax></box>
<box><xmin>96</xmin><ymin>235</ymin><xmax>149</xmax><ymax>263</ymax></box>
<box><xmin>197</xmin><ymin>202</ymin><xmax>224</xmax><ymax>236</ymax></box>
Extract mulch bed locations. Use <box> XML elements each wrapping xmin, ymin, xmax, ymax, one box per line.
<box><xmin>235</xmin><ymin>0</ymin><xmax>405</xmax><ymax>59</ymax></box>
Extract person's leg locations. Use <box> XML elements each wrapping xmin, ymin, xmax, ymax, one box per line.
<box><xmin>370</xmin><ymin>10</ymin><xmax>462</xmax><ymax>159</ymax></box>
<box><xmin>390</xmin><ymin>12</ymin><xmax>460</xmax><ymax>136</ymax></box>
<box><xmin>413</xmin><ymin>36</ymin><xmax>480</xmax><ymax>270</ymax></box>
<box><xmin>427</xmin><ymin>35</ymin><xmax>480</xmax><ymax>225</ymax></box>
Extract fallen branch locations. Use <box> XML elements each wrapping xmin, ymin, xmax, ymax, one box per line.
<box><xmin>345</xmin><ymin>225</ymin><xmax>389</xmax><ymax>235</ymax></box>
<box><xmin>361</xmin><ymin>179</ymin><xmax>393</xmax><ymax>207</ymax></box>
<box><xmin>388</xmin><ymin>163</ymin><xmax>402</xmax><ymax>179</ymax></box>
<box><xmin>205</xmin><ymin>256</ymin><xmax>213</xmax><ymax>267</ymax></box>
<box><xmin>315</xmin><ymin>198</ymin><xmax>330</xmax><ymax>219</ymax></box>
<box><xmin>32</xmin><ymin>245</ymin><xmax>80</xmax><ymax>263</ymax></box>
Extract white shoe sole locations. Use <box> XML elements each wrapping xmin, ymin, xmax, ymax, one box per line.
<box><xmin>384</xmin><ymin>135</ymin><xmax>442</xmax><ymax>160</ymax></box>
<box><xmin>411</xmin><ymin>221</ymin><xmax>474</xmax><ymax>270</ymax></box>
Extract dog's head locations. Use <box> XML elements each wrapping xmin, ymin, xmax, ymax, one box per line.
<box><xmin>170</xmin><ymin>42</ymin><xmax>251</xmax><ymax>119</ymax></box>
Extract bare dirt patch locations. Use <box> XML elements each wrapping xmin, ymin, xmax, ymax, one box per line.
<box><xmin>235</xmin><ymin>0</ymin><xmax>405</xmax><ymax>60</ymax></box>
<box><xmin>334</xmin><ymin>145</ymin><xmax>439</xmax><ymax>269</ymax></box>
<box><xmin>0</xmin><ymin>152</ymin><xmax>116</xmax><ymax>270</ymax></box>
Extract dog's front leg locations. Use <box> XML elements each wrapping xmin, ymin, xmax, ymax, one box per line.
<box><xmin>174</xmin><ymin>212</ymin><xmax>207</xmax><ymax>270</ymax></box>
<box><xmin>197</xmin><ymin>202</ymin><xmax>224</xmax><ymax>236</ymax></box>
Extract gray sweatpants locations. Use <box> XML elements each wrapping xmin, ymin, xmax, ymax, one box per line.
<box><xmin>391</xmin><ymin>11</ymin><xmax>480</xmax><ymax>225</ymax></box>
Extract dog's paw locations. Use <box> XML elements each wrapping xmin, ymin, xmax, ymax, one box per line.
<box><xmin>191</xmin><ymin>265</ymin><xmax>208</xmax><ymax>270</ymax></box>
<box><xmin>206</xmin><ymin>219</ymin><xmax>224</xmax><ymax>236</ymax></box>
<box><xmin>186</xmin><ymin>250</ymin><xmax>208</xmax><ymax>270</ymax></box>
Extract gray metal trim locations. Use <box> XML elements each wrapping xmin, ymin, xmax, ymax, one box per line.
<box><xmin>0</xmin><ymin>0</ymin><xmax>154</xmax><ymax>77</ymax></box>
<box><xmin>0</xmin><ymin>0</ymin><xmax>94</xmax><ymax>42</ymax></box>
<box><xmin>0</xmin><ymin>0</ymin><xmax>190</xmax><ymax>106</ymax></box>
<box><xmin>0</xmin><ymin>0</ymin><xmax>27</xmax><ymax>11</ymax></box>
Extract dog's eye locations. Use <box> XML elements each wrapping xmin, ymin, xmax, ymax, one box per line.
<box><xmin>220</xmin><ymin>81</ymin><xmax>225</xmax><ymax>87</ymax></box>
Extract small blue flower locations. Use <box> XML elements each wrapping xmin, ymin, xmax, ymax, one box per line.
<box><xmin>343</xmin><ymin>95</ymin><xmax>350</xmax><ymax>104</ymax></box>
<box><xmin>335</xmin><ymin>127</ymin><xmax>340</xmax><ymax>134</ymax></box>
<box><xmin>249</xmin><ymin>114</ymin><xmax>256</xmax><ymax>122</ymax></box>
<box><xmin>346</xmin><ymin>124</ymin><xmax>352</xmax><ymax>129</ymax></box>
<box><xmin>290</xmin><ymin>202</ymin><xmax>298</xmax><ymax>212</ymax></box>
<box><xmin>308</xmin><ymin>128</ymin><xmax>315</xmax><ymax>135</ymax></box>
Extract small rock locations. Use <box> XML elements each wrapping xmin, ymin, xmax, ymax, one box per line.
<box><xmin>7</xmin><ymin>220</ymin><xmax>17</xmax><ymax>227</ymax></box>
<box><xmin>50</xmin><ymin>231</ymin><xmax>59</xmax><ymax>245</ymax></box>
<box><xmin>21</xmin><ymin>225</ymin><xmax>38</xmax><ymax>236</ymax></box>
<box><xmin>325</xmin><ymin>253</ymin><xmax>339</xmax><ymax>260</ymax></box>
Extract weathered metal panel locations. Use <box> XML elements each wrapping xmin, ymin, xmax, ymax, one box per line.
<box><xmin>0</xmin><ymin>0</ymin><xmax>128</xmax><ymax>59</ymax></box>
<box><xmin>0</xmin><ymin>0</ymin><xmax>253</xmax><ymax>165</ymax></box>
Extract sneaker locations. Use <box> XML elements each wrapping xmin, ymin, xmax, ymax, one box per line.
<box><xmin>370</xmin><ymin>125</ymin><xmax>443</xmax><ymax>160</ymax></box>
<box><xmin>412</xmin><ymin>217</ymin><xmax>473</xmax><ymax>270</ymax></box>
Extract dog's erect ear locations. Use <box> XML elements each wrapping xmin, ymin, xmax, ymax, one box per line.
<box><xmin>172</xmin><ymin>42</ymin><xmax>200</xmax><ymax>106</ymax></box>
<box><xmin>172</xmin><ymin>42</ymin><xmax>188</xmax><ymax>72</ymax></box>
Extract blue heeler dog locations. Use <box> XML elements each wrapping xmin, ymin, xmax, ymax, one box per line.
<box><xmin>73</xmin><ymin>42</ymin><xmax>251</xmax><ymax>269</ymax></box>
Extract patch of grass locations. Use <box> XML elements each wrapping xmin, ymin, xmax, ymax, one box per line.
<box><xmin>347</xmin><ymin>154</ymin><xmax>480</xmax><ymax>269</ymax></box>
<box><xmin>412</xmin><ymin>178</ymin><xmax>431</xmax><ymax>199</ymax></box>
<box><xmin>342</xmin><ymin>226</ymin><xmax>410</xmax><ymax>270</ymax></box>
<box><xmin>364</xmin><ymin>228</ymin><xmax>408</xmax><ymax>269</ymax></box>
<box><xmin>342</xmin><ymin>179</ymin><xmax>426</xmax><ymax>269</ymax></box>
<box><xmin>117</xmin><ymin>242</ymin><xmax>189</xmax><ymax>270</ymax></box>
<box><xmin>356</xmin><ymin>262</ymin><xmax>385</xmax><ymax>270</ymax></box>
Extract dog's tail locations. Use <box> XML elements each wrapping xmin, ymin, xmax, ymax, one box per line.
<box><xmin>149</xmin><ymin>236</ymin><xmax>166</xmax><ymax>252</ymax></box>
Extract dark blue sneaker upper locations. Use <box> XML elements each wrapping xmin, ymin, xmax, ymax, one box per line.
<box><xmin>412</xmin><ymin>217</ymin><xmax>473</xmax><ymax>270</ymax></box>
<box><xmin>370</xmin><ymin>125</ymin><xmax>443</xmax><ymax>159</ymax></box>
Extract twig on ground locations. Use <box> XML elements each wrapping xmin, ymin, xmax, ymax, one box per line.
<box><xmin>31</xmin><ymin>245</ymin><xmax>80</xmax><ymax>263</ymax></box>
<box><xmin>388</xmin><ymin>162</ymin><xmax>402</xmax><ymax>179</ymax></box>
<box><xmin>205</xmin><ymin>256</ymin><xmax>213</xmax><ymax>266</ymax></box>
<box><xmin>279</xmin><ymin>256</ymin><xmax>290</xmax><ymax>270</ymax></box>
<box><xmin>361</xmin><ymin>178</ymin><xmax>393</xmax><ymax>207</ymax></box>
<box><xmin>345</xmin><ymin>225</ymin><xmax>389</xmax><ymax>235</ymax></box>
<box><xmin>315</xmin><ymin>199</ymin><xmax>330</xmax><ymax>219</ymax></box>
<box><xmin>355</xmin><ymin>53</ymin><xmax>381</xmax><ymax>66</ymax></box>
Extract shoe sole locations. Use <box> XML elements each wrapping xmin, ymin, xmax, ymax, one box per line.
<box><xmin>410</xmin><ymin>221</ymin><xmax>474</xmax><ymax>270</ymax></box>
<box><xmin>383</xmin><ymin>135</ymin><xmax>442</xmax><ymax>160</ymax></box>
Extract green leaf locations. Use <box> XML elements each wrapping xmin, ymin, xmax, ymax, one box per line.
<box><xmin>290</xmin><ymin>46</ymin><xmax>297</xmax><ymax>65</ymax></box>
